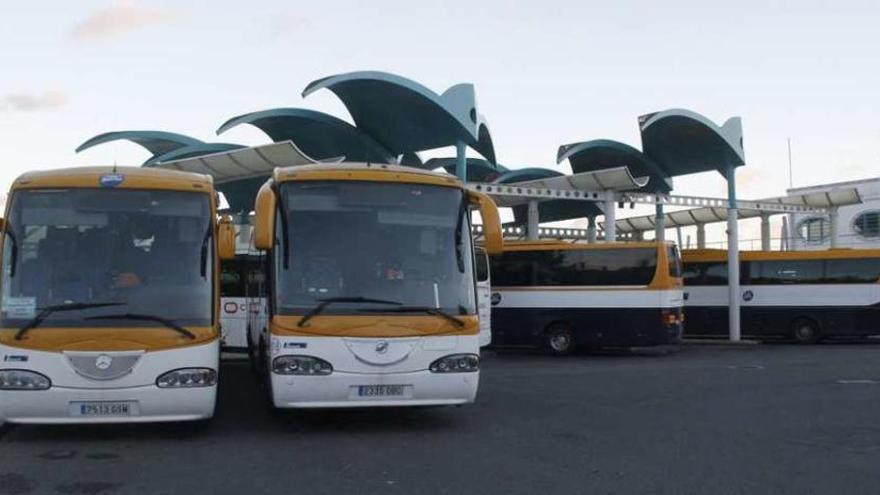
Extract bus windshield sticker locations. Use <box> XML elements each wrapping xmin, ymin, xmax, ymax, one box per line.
<box><xmin>4</xmin><ymin>297</ymin><xmax>36</xmax><ymax>318</ymax></box>
<box><xmin>283</xmin><ymin>342</ymin><xmax>307</xmax><ymax>349</ymax></box>
<box><xmin>99</xmin><ymin>173</ymin><xmax>125</xmax><ymax>188</ymax></box>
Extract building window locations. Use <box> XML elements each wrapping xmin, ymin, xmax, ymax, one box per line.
<box><xmin>853</xmin><ymin>211</ymin><xmax>880</xmax><ymax>238</ymax></box>
<box><xmin>797</xmin><ymin>217</ymin><xmax>830</xmax><ymax>243</ymax></box>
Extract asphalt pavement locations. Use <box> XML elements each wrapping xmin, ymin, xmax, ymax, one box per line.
<box><xmin>1</xmin><ymin>344</ymin><xmax>880</xmax><ymax>495</ymax></box>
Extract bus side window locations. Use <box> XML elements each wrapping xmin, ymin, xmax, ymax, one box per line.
<box><xmin>824</xmin><ymin>258</ymin><xmax>880</xmax><ymax>284</ymax></box>
<box><xmin>750</xmin><ymin>260</ymin><xmax>823</xmax><ymax>285</ymax></box>
<box><xmin>490</xmin><ymin>253</ymin><xmax>532</xmax><ymax>286</ymax></box>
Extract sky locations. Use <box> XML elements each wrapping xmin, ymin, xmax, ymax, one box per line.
<box><xmin>2</xmin><ymin>0</ymin><xmax>879</xmax><ymax>246</ymax></box>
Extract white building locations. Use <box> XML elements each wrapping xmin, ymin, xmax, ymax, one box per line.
<box><xmin>786</xmin><ymin>177</ymin><xmax>880</xmax><ymax>250</ymax></box>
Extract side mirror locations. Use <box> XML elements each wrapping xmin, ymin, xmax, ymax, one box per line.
<box><xmin>468</xmin><ymin>191</ymin><xmax>503</xmax><ymax>255</ymax></box>
<box><xmin>217</xmin><ymin>215</ymin><xmax>236</xmax><ymax>260</ymax></box>
<box><xmin>253</xmin><ymin>180</ymin><xmax>277</xmax><ymax>251</ymax></box>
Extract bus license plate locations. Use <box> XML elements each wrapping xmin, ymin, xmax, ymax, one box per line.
<box><xmin>71</xmin><ymin>401</ymin><xmax>136</xmax><ymax>417</ymax></box>
<box><xmin>357</xmin><ymin>385</ymin><xmax>405</xmax><ymax>397</ymax></box>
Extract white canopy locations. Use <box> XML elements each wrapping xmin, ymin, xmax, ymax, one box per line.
<box><xmin>154</xmin><ymin>140</ymin><xmax>320</xmax><ymax>184</ymax></box>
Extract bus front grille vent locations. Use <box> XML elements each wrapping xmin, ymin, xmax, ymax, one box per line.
<box><xmin>64</xmin><ymin>352</ymin><xmax>144</xmax><ymax>381</ymax></box>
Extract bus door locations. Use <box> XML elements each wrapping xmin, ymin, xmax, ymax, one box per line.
<box><xmin>475</xmin><ymin>247</ymin><xmax>491</xmax><ymax>347</ymax></box>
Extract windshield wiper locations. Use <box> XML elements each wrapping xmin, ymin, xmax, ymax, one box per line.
<box><xmin>84</xmin><ymin>313</ymin><xmax>196</xmax><ymax>340</ymax></box>
<box><xmin>298</xmin><ymin>297</ymin><xmax>402</xmax><ymax>328</ymax></box>
<box><xmin>358</xmin><ymin>306</ymin><xmax>466</xmax><ymax>328</ymax></box>
<box><xmin>15</xmin><ymin>302</ymin><xmax>127</xmax><ymax>340</ymax></box>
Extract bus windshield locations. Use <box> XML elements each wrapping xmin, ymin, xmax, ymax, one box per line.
<box><xmin>1</xmin><ymin>188</ymin><xmax>213</xmax><ymax>328</ymax></box>
<box><xmin>275</xmin><ymin>181</ymin><xmax>476</xmax><ymax>316</ymax></box>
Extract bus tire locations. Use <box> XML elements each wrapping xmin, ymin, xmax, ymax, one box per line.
<box><xmin>792</xmin><ymin>318</ymin><xmax>821</xmax><ymax>344</ymax></box>
<box><xmin>545</xmin><ymin>323</ymin><xmax>576</xmax><ymax>356</ymax></box>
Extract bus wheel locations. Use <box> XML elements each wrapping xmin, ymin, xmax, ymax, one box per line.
<box><xmin>545</xmin><ymin>324</ymin><xmax>575</xmax><ymax>356</ymax></box>
<box><xmin>792</xmin><ymin>319</ymin><xmax>820</xmax><ymax>344</ymax></box>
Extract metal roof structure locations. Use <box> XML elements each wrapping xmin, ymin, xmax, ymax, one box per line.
<box><xmin>504</xmin><ymin>166</ymin><xmax>649</xmax><ymax>200</ymax></box>
<box><xmin>492</xmin><ymin>168</ymin><xmax>604</xmax><ymax>223</ymax></box>
<box><xmin>303</xmin><ymin>71</ymin><xmax>496</xmax><ymax>164</ymax></box>
<box><xmin>153</xmin><ymin>141</ymin><xmax>320</xmax><ymax>212</ymax></box>
<box><xmin>216</xmin><ymin>108</ymin><xmax>396</xmax><ymax>164</ymax></box>
<box><xmin>557</xmin><ymin>139</ymin><xmax>672</xmax><ymax>193</ymax></box>
<box><xmin>608</xmin><ymin>188</ymin><xmax>862</xmax><ymax>233</ymax></box>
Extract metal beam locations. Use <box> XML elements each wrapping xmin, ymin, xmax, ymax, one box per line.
<box><xmin>466</xmin><ymin>183</ymin><xmax>828</xmax><ymax>215</ymax></box>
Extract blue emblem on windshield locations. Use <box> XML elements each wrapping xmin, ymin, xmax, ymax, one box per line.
<box><xmin>99</xmin><ymin>174</ymin><xmax>125</xmax><ymax>188</ymax></box>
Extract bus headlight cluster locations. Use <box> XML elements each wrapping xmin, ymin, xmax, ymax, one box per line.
<box><xmin>156</xmin><ymin>368</ymin><xmax>217</xmax><ymax>388</ymax></box>
<box><xmin>0</xmin><ymin>369</ymin><xmax>51</xmax><ymax>390</ymax></box>
<box><xmin>272</xmin><ymin>356</ymin><xmax>333</xmax><ymax>376</ymax></box>
<box><xmin>429</xmin><ymin>354</ymin><xmax>480</xmax><ymax>373</ymax></box>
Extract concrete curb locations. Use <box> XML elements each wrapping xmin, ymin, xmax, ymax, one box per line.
<box><xmin>681</xmin><ymin>338</ymin><xmax>761</xmax><ymax>347</ymax></box>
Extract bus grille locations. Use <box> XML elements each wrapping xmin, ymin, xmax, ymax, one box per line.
<box><xmin>64</xmin><ymin>352</ymin><xmax>144</xmax><ymax>381</ymax></box>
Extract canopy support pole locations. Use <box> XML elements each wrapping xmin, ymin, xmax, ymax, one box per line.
<box><xmin>676</xmin><ymin>226</ymin><xmax>683</xmax><ymax>248</ymax></box>
<box><xmin>655</xmin><ymin>204</ymin><xmax>666</xmax><ymax>242</ymax></box>
<box><xmin>829</xmin><ymin>207</ymin><xmax>839</xmax><ymax>248</ymax></box>
<box><xmin>527</xmin><ymin>200</ymin><xmax>539</xmax><ymax>241</ymax></box>
<box><xmin>760</xmin><ymin>214</ymin><xmax>771</xmax><ymax>251</ymax></box>
<box><xmin>586</xmin><ymin>215</ymin><xmax>597</xmax><ymax>243</ymax></box>
<box><xmin>455</xmin><ymin>140</ymin><xmax>467</xmax><ymax>181</ymax></box>
<box><xmin>604</xmin><ymin>192</ymin><xmax>616</xmax><ymax>242</ymax></box>
<box><xmin>696</xmin><ymin>223</ymin><xmax>706</xmax><ymax>249</ymax></box>
<box><xmin>726</xmin><ymin>164</ymin><xmax>741</xmax><ymax>342</ymax></box>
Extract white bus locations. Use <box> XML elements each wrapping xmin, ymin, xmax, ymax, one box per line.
<box><xmin>683</xmin><ymin>248</ymin><xmax>880</xmax><ymax>343</ymax></box>
<box><xmin>246</xmin><ymin>163</ymin><xmax>502</xmax><ymax>408</ymax></box>
<box><xmin>489</xmin><ymin>241</ymin><xmax>684</xmax><ymax>354</ymax></box>
<box><xmin>0</xmin><ymin>167</ymin><xmax>234</xmax><ymax>424</ymax></box>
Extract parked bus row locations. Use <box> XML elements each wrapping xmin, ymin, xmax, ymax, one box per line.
<box><xmin>0</xmin><ymin>163</ymin><xmax>503</xmax><ymax>424</ymax></box>
<box><xmin>682</xmin><ymin>248</ymin><xmax>880</xmax><ymax>343</ymax></box>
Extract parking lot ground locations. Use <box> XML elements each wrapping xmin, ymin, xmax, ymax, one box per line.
<box><xmin>2</xmin><ymin>344</ymin><xmax>880</xmax><ymax>495</ymax></box>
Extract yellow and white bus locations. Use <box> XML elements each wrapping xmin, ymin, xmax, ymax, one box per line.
<box><xmin>246</xmin><ymin>163</ymin><xmax>502</xmax><ymax>408</ymax></box>
<box><xmin>488</xmin><ymin>241</ymin><xmax>684</xmax><ymax>354</ymax></box>
<box><xmin>0</xmin><ymin>167</ymin><xmax>234</xmax><ymax>424</ymax></box>
<box><xmin>683</xmin><ymin>248</ymin><xmax>880</xmax><ymax>343</ymax></box>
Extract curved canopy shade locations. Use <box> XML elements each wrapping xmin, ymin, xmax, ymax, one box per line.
<box><xmin>494</xmin><ymin>168</ymin><xmax>602</xmax><ymax>223</ymax></box>
<box><xmin>76</xmin><ymin>131</ymin><xmax>204</xmax><ymax>164</ymax></box>
<box><xmin>217</xmin><ymin>108</ymin><xmax>396</xmax><ymax>164</ymax></box>
<box><xmin>639</xmin><ymin>109</ymin><xmax>745</xmax><ymax>176</ymax></box>
<box><xmin>303</xmin><ymin>71</ymin><xmax>496</xmax><ymax>163</ymax></box>
<box><xmin>557</xmin><ymin>139</ymin><xmax>672</xmax><ymax>193</ymax></box>
<box><xmin>147</xmin><ymin>142</ymin><xmax>243</xmax><ymax>165</ymax></box>
<box><xmin>423</xmin><ymin>158</ymin><xmax>507</xmax><ymax>182</ymax></box>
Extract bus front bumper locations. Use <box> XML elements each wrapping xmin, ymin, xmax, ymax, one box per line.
<box><xmin>270</xmin><ymin>370</ymin><xmax>479</xmax><ymax>408</ymax></box>
<box><xmin>0</xmin><ymin>385</ymin><xmax>217</xmax><ymax>424</ymax></box>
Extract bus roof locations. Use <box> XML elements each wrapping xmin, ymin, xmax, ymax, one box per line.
<box><xmin>500</xmin><ymin>240</ymin><xmax>673</xmax><ymax>252</ymax></box>
<box><xmin>12</xmin><ymin>166</ymin><xmax>214</xmax><ymax>193</ymax></box>
<box><xmin>682</xmin><ymin>248</ymin><xmax>880</xmax><ymax>262</ymax></box>
<box><xmin>273</xmin><ymin>162</ymin><xmax>465</xmax><ymax>189</ymax></box>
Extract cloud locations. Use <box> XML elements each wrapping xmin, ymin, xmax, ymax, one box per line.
<box><xmin>70</xmin><ymin>1</ymin><xmax>178</xmax><ymax>40</ymax></box>
<box><xmin>0</xmin><ymin>91</ymin><xmax>69</xmax><ymax>112</ymax></box>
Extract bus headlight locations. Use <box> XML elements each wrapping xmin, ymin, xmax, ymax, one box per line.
<box><xmin>272</xmin><ymin>356</ymin><xmax>333</xmax><ymax>376</ymax></box>
<box><xmin>0</xmin><ymin>369</ymin><xmax>51</xmax><ymax>390</ymax></box>
<box><xmin>429</xmin><ymin>354</ymin><xmax>480</xmax><ymax>373</ymax></box>
<box><xmin>156</xmin><ymin>368</ymin><xmax>217</xmax><ymax>388</ymax></box>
